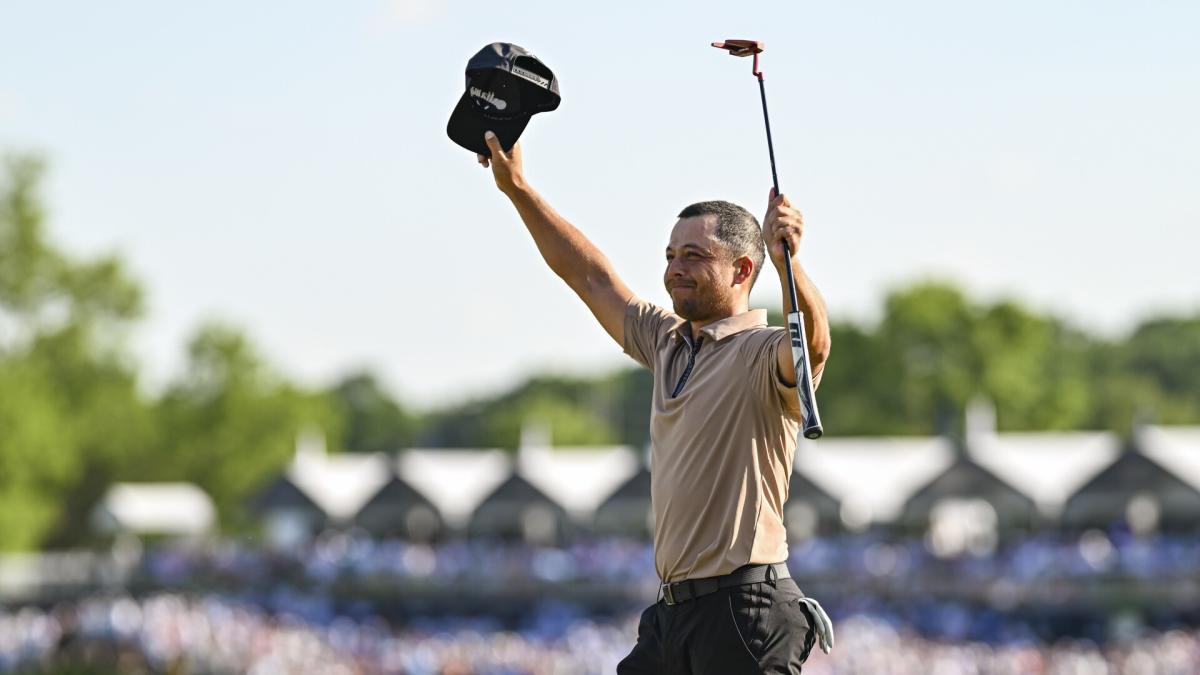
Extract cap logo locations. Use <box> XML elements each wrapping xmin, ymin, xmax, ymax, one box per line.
<box><xmin>469</xmin><ymin>86</ymin><xmax>507</xmax><ymax>111</ymax></box>
<box><xmin>511</xmin><ymin>66</ymin><xmax>550</xmax><ymax>88</ymax></box>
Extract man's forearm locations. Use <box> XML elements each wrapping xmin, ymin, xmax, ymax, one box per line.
<box><xmin>778</xmin><ymin>260</ymin><xmax>831</xmax><ymax>366</ymax></box>
<box><xmin>505</xmin><ymin>183</ymin><xmax>615</xmax><ymax>290</ymax></box>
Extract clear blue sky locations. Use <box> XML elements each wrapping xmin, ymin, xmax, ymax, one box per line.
<box><xmin>2</xmin><ymin>0</ymin><xmax>1197</xmax><ymax>406</ymax></box>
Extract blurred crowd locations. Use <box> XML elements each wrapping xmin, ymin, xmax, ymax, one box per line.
<box><xmin>3</xmin><ymin>593</ymin><xmax>1200</xmax><ymax>675</ymax></box>
<box><xmin>141</xmin><ymin>529</ymin><xmax>1200</xmax><ymax>589</ymax></box>
<box><xmin>3</xmin><ymin>531</ymin><xmax>1197</xmax><ymax>673</ymax></box>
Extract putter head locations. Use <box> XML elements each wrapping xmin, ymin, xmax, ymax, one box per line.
<box><xmin>711</xmin><ymin>39</ymin><xmax>763</xmax><ymax>57</ymax></box>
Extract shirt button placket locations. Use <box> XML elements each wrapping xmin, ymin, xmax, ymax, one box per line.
<box><xmin>671</xmin><ymin>337</ymin><xmax>703</xmax><ymax>398</ymax></box>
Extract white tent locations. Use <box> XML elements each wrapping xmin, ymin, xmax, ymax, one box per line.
<box><xmin>969</xmin><ymin>431</ymin><xmax>1121</xmax><ymax>518</ymax></box>
<box><xmin>794</xmin><ymin>436</ymin><xmax>955</xmax><ymax>527</ymax></box>
<box><xmin>517</xmin><ymin>443</ymin><xmax>640</xmax><ymax>521</ymax></box>
<box><xmin>92</xmin><ymin>483</ymin><xmax>215</xmax><ymax>536</ymax></box>
<box><xmin>1138</xmin><ymin>425</ymin><xmax>1200</xmax><ymax>492</ymax></box>
<box><xmin>398</xmin><ymin>448</ymin><xmax>511</xmax><ymax>528</ymax></box>
<box><xmin>286</xmin><ymin>437</ymin><xmax>391</xmax><ymax>522</ymax></box>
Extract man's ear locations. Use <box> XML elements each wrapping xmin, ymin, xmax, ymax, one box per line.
<box><xmin>733</xmin><ymin>256</ymin><xmax>754</xmax><ymax>286</ymax></box>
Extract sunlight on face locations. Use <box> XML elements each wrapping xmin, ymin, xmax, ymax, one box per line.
<box><xmin>663</xmin><ymin>215</ymin><xmax>738</xmax><ymax>322</ymax></box>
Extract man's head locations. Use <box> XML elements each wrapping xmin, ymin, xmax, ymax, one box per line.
<box><xmin>665</xmin><ymin>200</ymin><xmax>765</xmax><ymax>322</ymax></box>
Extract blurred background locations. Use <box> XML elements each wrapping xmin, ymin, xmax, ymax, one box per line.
<box><xmin>2</xmin><ymin>0</ymin><xmax>1199</xmax><ymax>673</ymax></box>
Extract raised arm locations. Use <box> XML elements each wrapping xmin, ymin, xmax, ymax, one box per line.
<box><xmin>478</xmin><ymin>132</ymin><xmax>634</xmax><ymax>346</ymax></box>
<box><xmin>761</xmin><ymin>189</ymin><xmax>831</xmax><ymax>388</ymax></box>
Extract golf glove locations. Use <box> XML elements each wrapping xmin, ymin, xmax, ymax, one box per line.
<box><xmin>799</xmin><ymin>597</ymin><xmax>835</xmax><ymax>654</ymax></box>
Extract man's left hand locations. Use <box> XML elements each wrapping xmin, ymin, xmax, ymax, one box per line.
<box><xmin>762</xmin><ymin>188</ymin><xmax>804</xmax><ymax>273</ymax></box>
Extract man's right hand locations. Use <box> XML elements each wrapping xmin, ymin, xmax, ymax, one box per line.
<box><xmin>477</xmin><ymin>131</ymin><xmax>524</xmax><ymax>196</ymax></box>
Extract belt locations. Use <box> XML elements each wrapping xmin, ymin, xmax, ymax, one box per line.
<box><xmin>660</xmin><ymin>562</ymin><xmax>791</xmax><ymax>606</ymax></box>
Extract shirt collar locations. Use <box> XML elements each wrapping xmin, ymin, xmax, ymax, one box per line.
<box><xmin>673</xmin><ymin>309</ymin><xmax>768</xmax><ymax>344</ymax></box>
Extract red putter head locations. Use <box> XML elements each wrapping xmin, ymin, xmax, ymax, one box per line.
<box><xmin>712</xmin><ymin>39</ymin><xmax>765</xmax><ymax>77</ymax></box>
<box><xmin>711</xmin><ymin>40</ymin><xmax>764</xmax><ymax>57</ymax></box>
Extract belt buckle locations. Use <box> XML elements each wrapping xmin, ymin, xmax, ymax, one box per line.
<box><xmin>661</xmin><ymin>582</ymin><xmax>676</xmax><ymax>606</ymax></box>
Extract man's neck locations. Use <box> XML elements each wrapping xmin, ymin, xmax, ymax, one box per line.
<box><xmin>688</xmin><ymin>300</ymin><xmax>750</xmax><ymax>339</ymax></box>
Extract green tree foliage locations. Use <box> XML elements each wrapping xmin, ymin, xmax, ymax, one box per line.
<box><xmin>1</xmin><ymin>155</ymin><xmax>336</xmax><ymax>549</ymax></box>
<box><xmin>156</xmin><ymin>324</ymin><xmax>337</xmax><ymax>526</ymax></box>
<box><xmin>409</xmin><ymin>282</ymin><xmax>1199</xmax><ymax>449</ymax></box>
<box><xmin>1126</xmin><ymin>317</ymin><xmax>1200</xmax><ymax>417</ymax></box>
<box><xmin>778</xmin><ymin>282</ymin><xmax>1107</xmax><ymax>435</ymax></box>
<box><xmin>1087</xmin><ymin>317</ymin><xmax>1200</xmax><ymax>430</ymax></box>
<box><xmin>762</xmin><ymin>281</ymin><xmax>1200</xmax><ymax>435</ymax></box>
<box><xmin>329</xmin><ymin>372</ymin><xmax>415</xmax><ymax>453</ymax></box>
<box><xmin>1</xmin><ymin>155</ymin><xmax>154</xmax><ymax>550</ymax></box>
<box><xmin>418</xmin><ymin>375</ymin><xmax>621</xmax><ymax>450</ymax></box>
<box><xmin>0</xmin><ymin>360</ymin><xmax>75</xmax><ymax>550</ymax></box>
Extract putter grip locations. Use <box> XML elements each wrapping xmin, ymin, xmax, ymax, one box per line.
<box><xmin>787</xmin><ymin>311</ymin><xmax>824</xmax><ymax>439</ymax></box>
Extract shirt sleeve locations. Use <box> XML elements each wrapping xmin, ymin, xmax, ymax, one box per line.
<box><xmin>746</xmin><ymin>327</ymin><xmax>805</xmax><ymax>422</ymax></box>
<box><xmin>623</xmin><ymin>298</ymin><xmax>679</xmax><ymax>372</ymax></box>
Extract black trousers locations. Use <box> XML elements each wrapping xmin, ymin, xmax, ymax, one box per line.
<box><xmin>617</xmin><ymin>577</ymin><xmax>816</xmax><ymax>675</ymax></box>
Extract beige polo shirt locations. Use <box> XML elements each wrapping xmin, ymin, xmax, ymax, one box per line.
<box><xmin>624</xmin><ymin>298</ymin><xmax>806</xmax><ymax>582</ymax></box>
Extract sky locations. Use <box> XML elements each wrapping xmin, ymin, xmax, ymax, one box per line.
<box><xmin>1</xmin><ymin>0</ymin><xmax>1197</xmax><ymax>407</ymax></box>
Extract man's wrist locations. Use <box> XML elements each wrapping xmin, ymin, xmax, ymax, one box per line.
<box><xmin>502</xmin><ymin>177</ymin><xmax>531</xmax><ymax>200</ymax></box>
<box><xmin>774</xmin><ymin>256</ymin><xmax>798</xmax><ymax>278</ymax></box>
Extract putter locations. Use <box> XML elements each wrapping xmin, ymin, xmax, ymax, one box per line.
<box><xmin>713</xmin><ymin>39</ymin><xmax>824</xmax><ymax>440</ymax></box>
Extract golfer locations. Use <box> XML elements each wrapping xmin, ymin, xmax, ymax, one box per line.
<box><xmin>477</xmin><ymin>131</ymin><xmax>833</xmax><ymax>674</ymax></box>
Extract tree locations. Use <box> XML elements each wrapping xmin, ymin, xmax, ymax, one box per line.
<box><xmin>1088</xmin><ymin>316</ymin><xmax>1200</xmax><ymax>431</ymax></box>
<box><xmin>0</xmin><ymin>154</ymin><xmax>153</xmax><ymax>550</ymax></box>
<box><xmin>774</xmin><ymin>281</ymin><xmax>1102</xmax><ymax>435</ymax></box>
<box><xmin>418</xmin><ymin>374</ymin><xmax>620</xmax><ymax>450</ymax></box>
<box><xmin>156</xmin><ymin>323</ymin><xmax>338</xmax><ymax>525</ymax></box>
<box><xmin>0</xmin><ymin>361</ymin><xmax>75</xmax><ymax>550</ymax></box>
<box><xmin>329</xmin><ymin>372</ymin><xmax>415</xmax><ymax>453</ymax></box>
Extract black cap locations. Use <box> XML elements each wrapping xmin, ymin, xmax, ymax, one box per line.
<box><xmin>447</xmin><ymin>42</ymin><xmax>561</xmax><ymax>156</ymax></box>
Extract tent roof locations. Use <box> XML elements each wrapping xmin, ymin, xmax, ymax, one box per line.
<box><xmin>787</xmin><ymin>468</ymin><xmax>840</xmax><ymax>511</ymax></box>
<box><xmin>398</xmin><ymin>448</ymin><xmax>510</xmax><ymax>527</ymax></box>
<box><xmin>599</xmin><ymin>466</ymin><xmax>652</xmax><ymax>507</ymax></box>
<box><xmin>517</xmin><ymin>445</ymin><xmax>639</xmax><ymax>518</ymax></box>
<box><xmin>1066</xmin><ymin>449</ymin><xmax>1200</xmax><ymax>499</ymax></box>
<box><xmin>253</xmin><ymin>476</ymin><xmax>322</xmax><ymax>513</ymax></box>
<box><xmin>793</xmin><ymin>436</ymin><xmax>955</xmax><ymax>524</ymax></box>
<box><xmin>287</xmin><ymin>448</ymin><xmax>391</xmax><ymax>521</ymax></box>
<box><xmin>1138</xmin><ymin>425</ymin><xmax>1200</xmax><ymax>492</ymax></box>
<box><xmin>94</xmin><ymin>482</ymin><xmax>215</xmax><ymax>535</ymax></box>
<box><xmin>968</xmin><ymin>431</ymin><xmax>1120</xmax><ymax>516</ymax></box>
<box><xmin>473</xmin><ymin>473</ymin><xmax>566</xmax><ymax>514</ymax></box>
<box><xmin>902</xmin><ymin>454</ymin><xmax>1037</xmax><ymax>517</ymax></box>
<box><xmin>1062</xmin><ymin>448</ymin><xmax>1200</xmax><ymax>527</ymax></box>
<box><xmin>356</xmin><ymin>475</ymin><xmax>436</xmax><ymax>514</ymax></box>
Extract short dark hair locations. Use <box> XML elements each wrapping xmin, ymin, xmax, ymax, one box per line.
<box><xmin>677</xmin><ymin>200</ymin><xmax>766</xmax><ymax>287</ymax></box>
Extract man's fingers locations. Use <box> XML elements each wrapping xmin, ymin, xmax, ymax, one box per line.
<box><xmin>778</xmin><ymin>205</ymin><xmax>803</xmax><ymax>222</ymax></box>
<box><xmin>775</xmin><ymin>226</ymin><xmax>802</xmax><ymax>244</ymax></box>
<box><xmin>765</xmin><ymin>189</ymin><xmax>788</xmax><ymax>229</ymax></box>
<box><xmin>477</xmin><ymin>154</ymin><xmax>490</xmax><ymax>168</ymax></box>
<box><xmin>483</xmin><ymin>131</ymin><xmax>505</xmax><ymax>159</ymax></box>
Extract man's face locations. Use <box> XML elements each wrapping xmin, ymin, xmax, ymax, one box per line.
<box><xmin>664</xmin><ymin>215</ymin><xmax>741</xmax><ymax>322</ymax></box>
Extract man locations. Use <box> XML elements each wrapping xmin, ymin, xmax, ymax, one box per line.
<box><xmin>476</xmin><ymin>130</ymin><xmax>833</xmax><ymax>674</ymax></box>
